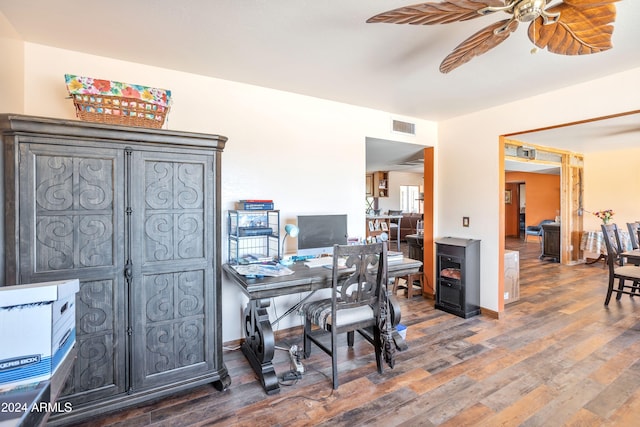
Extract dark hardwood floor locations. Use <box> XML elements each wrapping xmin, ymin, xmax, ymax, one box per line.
<box><xmin>76</xmin><ymin>238</ymin><xmax>640</xmax><ymax>426</ymax></box>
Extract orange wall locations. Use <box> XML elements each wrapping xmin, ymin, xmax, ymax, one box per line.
<box><xmin>505</xmin><ymin>172</ymin><xmax>560</xmax><ymax>235</ymax></box>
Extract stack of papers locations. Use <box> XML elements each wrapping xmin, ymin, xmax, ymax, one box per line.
<box><xmin>304</xmin><ymin>257</ymin><xmax>337</xmax><ymax>268</ymax></box>
<box><xmin>231</xmin><ymin>263</ymin><xmax>294</xmax><ymax>278</ymax></box>
<box><xmin>388</xmin><ymin>251</ymin><xmax>404</xmax><ymax>263</ymax></box>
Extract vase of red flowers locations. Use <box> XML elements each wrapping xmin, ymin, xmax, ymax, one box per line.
<box><xmin>594</xmin><ymin>209</ymin><xmax>614</xmax><ymax>224</ymax></box>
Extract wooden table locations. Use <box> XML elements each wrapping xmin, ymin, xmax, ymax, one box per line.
<box><xmin>581</xmin><ymin>230</ymin><xmax>632</xmax><ymax>264</ymax></box>
<box><xmin>223</xmin><ymin>257</ymin><xmax>422</xmax><ymax>394</ymax></box>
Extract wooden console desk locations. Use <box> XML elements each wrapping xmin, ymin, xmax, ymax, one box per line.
<box><xmin>223</xmin><ymin>257</ymin><xmax>422</xmax><ymax>394</ymax></box>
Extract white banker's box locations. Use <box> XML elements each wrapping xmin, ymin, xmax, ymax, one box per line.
<box><xmin>0</xmin><ymin>279</ymin><xmax>79</xmax><ymax>389</ymax></box>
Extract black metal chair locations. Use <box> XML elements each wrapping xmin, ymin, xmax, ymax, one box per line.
<box><xmin>600</xmin><ymin>223</ymin><xmax>640</xmax><ymax>305</ymax></box>
<box><xmin>301</xmin><ymin>242</ymin><xmax>389</xmax><ymax>389</ymax></box>
<box><xmin>524</xmin><ymin>219</ymin><xmax>555</xmax><ymax>243</ymax></box>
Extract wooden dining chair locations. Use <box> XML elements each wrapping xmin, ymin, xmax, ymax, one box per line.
<box><xmin>301</xmin><ymin>242</ymin><xmax>388</xmax><ymax>389</ymax></box>
<box><xmin>600</xmin><ymin>223</ymin><xmax>640</xmax><ymax>305</ymax></box>
<box><xmin>627</xmin><ymin>222</ymin><xmax>640</xmax><ymax>250</ymax></box>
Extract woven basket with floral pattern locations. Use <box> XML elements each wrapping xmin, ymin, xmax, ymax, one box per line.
<box><xmin>65</xmin><ymin>74</ymin><xmax>171</xmax><ymax>128</ymax></box>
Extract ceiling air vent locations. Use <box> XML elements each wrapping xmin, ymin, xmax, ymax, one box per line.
<box><xmin>392</xmin><ymin>119</ymin><xmax>416</xmax><ymax>135</ymax></box>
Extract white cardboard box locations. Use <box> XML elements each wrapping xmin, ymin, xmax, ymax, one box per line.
<box><xmin>0</xmin><ymin>279</ymin><xmax>79</xmax><ymax>389</ymax></box>
<box><xmin>504</xmin><ymin>250</ymin><xmax>520</xmax><ymax>304</ymax></box>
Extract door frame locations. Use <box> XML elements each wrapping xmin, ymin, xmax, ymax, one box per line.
<box><xmin>499</xmin><ymin>138</ymin><xmax>585</xmax><ymax>312</ymax></box>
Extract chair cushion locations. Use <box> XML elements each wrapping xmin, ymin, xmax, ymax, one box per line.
<box><xmin>303</xmin><ymin>299</ymin><xmax>374</xmax><ymax>329</ymax></box>
<box><xmin>614</xmin><ymin>265</ymin><xmax>640</xmax><ymax>279</ymax></box>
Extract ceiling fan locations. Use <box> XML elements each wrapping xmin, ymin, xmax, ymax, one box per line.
<box><xmin>367</xmin><ymin>0</ymin><xmax>618</xmax><ymax>73</ymax></box>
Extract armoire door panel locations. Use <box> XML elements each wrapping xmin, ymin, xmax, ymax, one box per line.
<box><xmin>20</xmin><ymin>144</ymin><xmax>122</xmax><ymax>276</ymax></box>
<box><xmin>142</xmin><ymin>159</ymin><xmax>208</xmax><ymax>264</ymax></box>
<box><xmin>143</xmin><ymin>212</ymin><xmax>205</xmax><ymax>262</ymax></box>
<box><xmin>130</xmin><ymin>150</ymin><xmax>215</xmax><ymax>390</ymax></box>
<box><xmin>142</xmin><ymin>269</ymin><xmax>207</xmax><ymax>376</ymax></box>
<box><xmin>61</xmin><ymin>277</ymin><xmax>127</xmax><ymax>404</ymax></box>
<box><xmin>18</xmin><ymin>143</ymin><xmax>127</xmax><ymax>403</ymax></box>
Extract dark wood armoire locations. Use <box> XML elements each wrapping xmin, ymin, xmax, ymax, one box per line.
<box><xmin>0</xmin><ymin>114</ymin><xmax>230</xmax><ymax>424</ymax></box>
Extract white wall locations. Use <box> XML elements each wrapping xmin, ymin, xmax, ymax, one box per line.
<box><xmin>378</xmin><ymin>171</ymin><xmax>423</xmax><ymax>214</ymax></box>
<box><xmin>0</xmin><ymin>12</ymin><xmax>23</xmax><ymax>113</ymax></box>
<box><xmin>583</xmin><ymin>146</ymin><xmax>640</xmax><ymax>231</ymax></box>
<box><xmin>439</xmin><ymin>67</ymin><xmax>640</xmax><ymax>312</ymax></box>
<box><xmin>10</xmin><ymin>42</ymin><xmax>438</xmax><ymax>341</ymax></box>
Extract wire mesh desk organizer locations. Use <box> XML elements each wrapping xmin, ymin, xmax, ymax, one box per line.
<box><xmin>228</xmin><ymin>210</ymin><xmax>280</xmax><ymax>264</ymax></box>
<box><xmin>228</xmin><ymin>210</ymin><xmax>292</xmax><ymax>277</ymax></box>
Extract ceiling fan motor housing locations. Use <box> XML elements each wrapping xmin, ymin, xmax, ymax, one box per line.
<box><xmin>513</xmin><ymin>0</ymin><xmax>547</xmax><ymax>22</ymax></box>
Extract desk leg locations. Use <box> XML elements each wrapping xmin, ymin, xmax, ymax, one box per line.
<box><xmin>242</xmin><ymin>299</ymin><xmax>279</xmax><ymax>394</ymax></box>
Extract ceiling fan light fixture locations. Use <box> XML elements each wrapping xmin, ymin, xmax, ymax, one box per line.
<box><xmin>514</xmin><ymin>0</ymin><xmax>547</xmax><ymax>22</ymax></box>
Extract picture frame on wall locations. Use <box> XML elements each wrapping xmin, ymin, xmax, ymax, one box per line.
<box><xmin>505</xmin><ymin>189</ymin><xmax>512</xmax><ymax>204</ymax></box>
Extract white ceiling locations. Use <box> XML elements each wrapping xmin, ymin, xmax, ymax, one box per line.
<box><xmin>506</xmin><ymin>111</ymin><xmax>640</xmax><ymax>153</ymax></box>
<box><xmin>504</xmin><ymin>159</ymin><xmax>561</xmax><ymax>174</ymax></box>
<box><xmin>1</xmin><ymin>0</ymin><xmax>639</xmax><ymax>122</ymax></box>
<box><xmin>366</xmin><ymin>137</ymin><xmax>426</xmax><ymax>173</ymax></box>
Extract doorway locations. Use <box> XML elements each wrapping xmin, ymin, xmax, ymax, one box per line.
<box><xmin>503</xmin><ymin>182</ymin><xmax>527</xmax><ymax>240</ymax></box>
<box><xmin>504</xmin><ymin>182</ymin><xmax>522</xmax><ymax>239</ymax></box>
<box><xmin>365</xmin><ymin>138</ymin><xmax>435</xmax><ymax>297</ymax></box>
<box><xmin>518</xmin><ymin>183</ymin><xmax>526</xmax><ymax>239</ymax></box>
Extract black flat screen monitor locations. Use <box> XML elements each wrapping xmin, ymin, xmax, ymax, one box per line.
<box><xmin>296</xmin><ymin>214</ymin><xmax>348</xmax><ymax>257</ymax></box>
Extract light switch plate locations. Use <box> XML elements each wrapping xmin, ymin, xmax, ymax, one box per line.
<box><xmin>463</xmin><ymin>217</ymin><xmax>469</xmax><ymax>227</ymax></box>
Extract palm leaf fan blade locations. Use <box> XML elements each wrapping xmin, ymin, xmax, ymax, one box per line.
<box><xmin>528</xmin><ymin>1</ymin><xmax>617</xmax><ymax>55</ymax></box>
<box><xmin>366</xmin><ymin>0</ymin><xmax>506</xmax><ymax>25</ymax></box>
<box><xmin>440</xmin><ymin>18</ymin><xmax>518</xmax><ymax>73</ymax></box>
<box><xmin>562</xmin><ymin>0</ymin><xmax>619</xmax><ymax>7</ymax></box>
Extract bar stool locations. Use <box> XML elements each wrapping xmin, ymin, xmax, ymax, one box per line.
<box><xmin>393</xmin><ymin>273</ymin><xmax>423</xmax><ymax>298</ymax></box>
<box><xmin>395</xmin><ymin>233</ymin><xmax>424</xmax><ymax>298</ymax></box>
